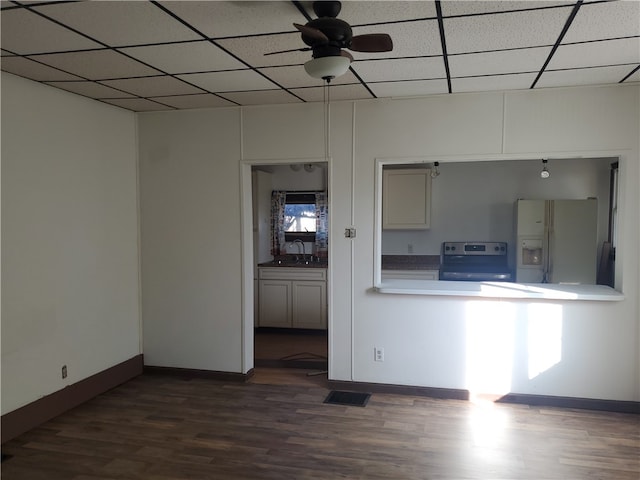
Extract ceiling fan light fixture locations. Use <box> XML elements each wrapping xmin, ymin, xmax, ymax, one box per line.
<box><xmin>304</xmin><ymin>56</ymin><xmax>350</xmax><ymax>80</ymax></box>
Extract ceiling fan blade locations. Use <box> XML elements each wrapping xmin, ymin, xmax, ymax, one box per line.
<box><xmin>293</xmin><ymin>23</ymin><xmax>329</xmax><ymax>43</ymax></box>
<box><xmin>264</xmin><ymin>47</ymin><xmax>312</xmax><ymax>56</ymax></box>
<box><xmin>340</xmin><ymin>50</ymin><xmax>354</xmax><ymax>62</ymax></box>
<box><xmin>349</xmin><ymin>33</ymin><xmax>393</xmax><ymax>53</ymax></box>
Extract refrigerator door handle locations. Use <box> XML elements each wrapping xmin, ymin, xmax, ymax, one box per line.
<box><xmin>546</xmin><ymin>200</ymin><xmax>555</xmax><ymax>283</ymax></box>
<box><xmin>543</xmin><ymin>200</ymin><xmax>553</xmax><ymax>283</ymax></box>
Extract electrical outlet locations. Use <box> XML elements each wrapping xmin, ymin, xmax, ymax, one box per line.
<box><xmin>374</xmin><ymin>347</ymin><xmax>384</xmax><ymax>362</ymax></box>
<box><xmin>408</xmin><ymin>244</ymin><xmax>413</xmax><ymax>254</ymax></box>
<box><xmin>61</xmin><ymin>365</ymin><xmax>67</xmax><ymax>379</ymax></box>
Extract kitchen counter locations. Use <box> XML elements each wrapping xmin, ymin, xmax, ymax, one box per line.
<box><xmin>375</xmin><ymin>279</ymin><xmax>624</xmax><ymax>301</ymax></box>
<box><xmin>382</xmin><ymin>255</ymin><xmax>440</xmax><ymax>271</ymax></box>
<box><xmin>259</xmin><ymin>259</ymin><xmax>327</xmax><ymax>268</ymax></box>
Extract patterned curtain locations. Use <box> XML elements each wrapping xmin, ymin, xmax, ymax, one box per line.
<box><xmin>270</xmin><ymin>191</ymin><xmax>287</xmax><ymax>256</ymax></box>
<box><xmin>315</xmin><ymin>191</ymin><xmax>328</xmax><ymax>258</ymax></box>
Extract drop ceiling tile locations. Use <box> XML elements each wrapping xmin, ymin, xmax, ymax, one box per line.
<box><xmin>33</xmin><ymin>1</ymin><xmax>201</xmax><ymax>46</ymax></box>
<box><xmin>444</xmin><ymin>7</ymin><xmax>574</xmax><ymax>54</ymax></box>
<box><xmin>562</xmin><ymin>1</ymin><xmax>640</xmax><ymax>44</ymax></box>
<box><xmin>223</xmin><ymin>89</ymin><xmax>303</xmax><ymax>106</ymax></box>
<box><xmin>149</xmin><ymin>94</ymin><xmax>236</xmax><ymax>110</ymax></box>
<box><xmin>452</xmin><ymin>73</ymin><xmax>537</xmax><ymax>93</ymax></box>
<box><xmin>624</xmin><ymin>67</ymin><xmax>640</xmax><ymax>83</ymax></box>
<box><xmin>162</xmin><ymin>0</ymin><xmax>436</xmax><ymax>40</ymax></box>
<box><xmin>100</xmin><ymin>98</ymin><xmax>173</xmax><ymax>112</ymax></box>
<box><xmin>177</xmin><ymin>70</ymin><xmax>278</xmax><ymax>93</ymax></box>
<box><xmin>340</xmin><ymin>1</ymin><xmax>437</xmax><ymax>24</ymax></box>
<box><xmin>159</xmin><ymin>1</ymin><xmax>303</xmax><ymax>37</ymax></box>
<box><xmin>0</xmin><ymin>56</ymin><xmax>83</xmax><ymax>81</ymax></box>
<box><xmin>290</xmin><ymin>83</ymin><xmax>374</xmax><ymax>103</ymax></box>
<box><xmin>120</xmin><ymin>41</ymin><xmax>245</xmax><ymax>75</ymax></box>
<box><xmin>350</xmin><ymin>19</ymin><xmax>442</xmax><ymax>60</ymax></box>
<box><xmin>352</xmin><ymin>57</ymin><xmax>446</xmax><ymax>82</ymax></box>
<box><xmin>0</xmin><ymin>7</ymin><xmax>102</xmax><ymax>54</ymax></box>
<box><xmin>32</xmin><ymin>50</ymin><xmax>161</xmax><ymax>80</ymax></box>
<box><xmin>45</xmin><ymin>81</ymin><xmax>134</xmax><ymax>99</ymax></box>
<box><xmin>548</xmin><ymin>38</ymin><xmax>640</xmax><ymax>70</ymax></box>
<box><xmin>217</xmin><ymin>33</ymin><xmax>310</xmax><ymax>68</ymax></box>
<box><xmin>449</xmin><ymin>47</ymin><xmax>551</xmax><ymax>77</ymax></box>
<box><xmin>100</xmin><ymin>76</ymin><xmax>204</xmax><ymax>97</ymax></box>
<box><xmin>258</xmin><ymin>65</ymin><xmax>359</xmax><ymax>89</ymax></box>
<box><xmin>368</xmin><ymin>79</ymin><xmax>449</xmax><ymax>97</ymax></box>
<box><xmin>537</xmin><ymin>65</ymin><xmax>636</xmax><ymax>88</ymax></box>
<box><xmin>441</xmin><ymin>1</ymin><xmax>574</xmax><ymax>17</ymax></box>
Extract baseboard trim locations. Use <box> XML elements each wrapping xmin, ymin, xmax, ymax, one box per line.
<box><xmin>328</xmin><ymin>380</ymin><xmax>469</xmax><ymax>401</ymax></box>
<box><xmin>144</xmin><ymin>365</ymin><xmax>253</xmax><ymax>382</ymax></box>
<box><xmin>1</xmin><ymin>354</ymin><xmax>144</xmax><ymax>444</ymax></box>
<box><xmin>327</xmin><ymin>381</ymin><xmax>639</xmax><ymax>414</ymax></box>
<box><xmin>497</xmin><ymin>393</ymin><xmax>640</xmax><ymax>414</ymax></box>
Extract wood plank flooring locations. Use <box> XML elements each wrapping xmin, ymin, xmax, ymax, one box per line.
<box><xmin>254</xmin><ymin>329</ymin><xmax>327</xmax><ymax>369</ymax></box>
<box><xmin>2</xmin><ymin>372</ymin><xmax>639</xmax><ymax>480</ymax></box>
<box><xmin>254</xmin><ymin>328</ymin><xmax>327</xmax><ymax>360</ymax></box>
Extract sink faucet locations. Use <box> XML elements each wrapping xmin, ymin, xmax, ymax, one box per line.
<box><xmin>293</xmin><ymin>239</ymin><xmax>306</xmax><ymax>262</ymax></box>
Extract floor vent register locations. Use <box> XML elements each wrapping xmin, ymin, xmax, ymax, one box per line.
<box><xmin>324</xmin><ymin>390</ymin><xmax>371</xmax><ymax>407</ymax></box>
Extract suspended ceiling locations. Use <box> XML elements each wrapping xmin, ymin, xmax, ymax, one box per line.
<box><xmin>1</xmin><ymin>0</ymin><xmax>639</xmax><ymax>112</ymax></box>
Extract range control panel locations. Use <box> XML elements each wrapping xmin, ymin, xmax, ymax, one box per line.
<box><xmin>442</xmin><ymin>242</ymin><xmax>507</xmax><ymax>256</ymax></box>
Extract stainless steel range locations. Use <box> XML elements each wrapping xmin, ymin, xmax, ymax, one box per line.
<box><xmin>439</xmin><ymin>242</ymin><xmax>512</xmax><ymax>282</ymax></box>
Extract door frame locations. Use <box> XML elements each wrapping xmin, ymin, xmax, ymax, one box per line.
<box><xmin>239</xmin><ymin>157</ymin><xmax>330</xmax><ymax>374</ymax></box>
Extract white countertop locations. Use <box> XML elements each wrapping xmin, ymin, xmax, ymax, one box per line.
<box><xmin>375</xmin><ymin>279</ymin><xmax>624</xmax><ymax>301</ymax></box>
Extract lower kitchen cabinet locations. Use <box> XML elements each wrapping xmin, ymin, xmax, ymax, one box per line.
<box><xmin>258</xmin><ymin>267</ymin><xmax>327</xmax><ymax>329</ymax></box>
<box><xmin>292</xmin><ymin>281</ymin><xmax>326</xmax><ymax>329</ymax></box>
<box><xmin>259</xmin><ymin>279</ymin><xmax>292</xmax><ymax>328</ymax></box>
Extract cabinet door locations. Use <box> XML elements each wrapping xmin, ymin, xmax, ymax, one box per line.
<box><xmin>292</xmin><ymin>281</ymin><xmax>326</xmax><ymax>329</ymax></box>
<box><xmin>383</xmin><ymin>168</ymin><xmax>431</xmax><ymax>229</ymax></box>
<box><xmin>259</xmin><ymin>280</ymin><xmax>291</xmax><ymax>328</ymax></box>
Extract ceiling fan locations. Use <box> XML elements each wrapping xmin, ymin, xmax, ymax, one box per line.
<box><xmin>267</xmin><ymin>0</ymin><xmax>393</xmax><ymax>80</ymax></box>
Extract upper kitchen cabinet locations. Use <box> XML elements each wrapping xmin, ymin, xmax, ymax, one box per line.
<box><xmin>382</xmin><ymin>167</ymin><xmax>432</xmax><ymax>230</ymax></box>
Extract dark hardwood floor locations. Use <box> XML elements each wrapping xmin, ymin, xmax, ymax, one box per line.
<box><xmin>254</xmin><ymin>328</ymin><xmax>327</xmax><ymax>370</ymax></box>
<box><xmin>2</xmin><ymin>372</ymin><xmax>639</xmax><ymax>479</ymax></box>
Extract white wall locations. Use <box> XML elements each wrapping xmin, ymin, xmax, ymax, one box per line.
<box><xmin>137</xmin><ymin>108</ymin><xmax>243</xmax><ymax>372</ymax></box>
<box><xmin>268</xmin><ymin>163</ymin><xmax>327</xmax><ymax>192</ymax></box>
<box><xmin>138</xmin><ymin>84</ymin><xmax>639</xmax><ymax>402</ymax></box>
<box><xmin>353</xmin><ymin>86</ymin><xmax>639</xmax><ymax>401</ymax></box>
<box><xmin>1</xmin><ymin>73</ymin><xmax>141</xmax><ymax>414</ymax></box>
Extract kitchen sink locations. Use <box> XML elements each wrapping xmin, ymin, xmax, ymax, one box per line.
<box><xmin>259</xmin><ymin>258</ymin><xmax>327</xmax><ymax>268</ymax></box>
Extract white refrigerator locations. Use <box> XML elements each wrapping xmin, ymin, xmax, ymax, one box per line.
<box><xmin>516</xmin><ymin>199</ymin><xmax>598</xmax><ymax>284</ymax></box>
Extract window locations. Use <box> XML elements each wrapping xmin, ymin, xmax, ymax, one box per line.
<box><xmin>284</xmin><ymin>193</ymin><xmax>317</xmax><ymax>242</ymax></box>
<box><xmin>375</xmin><ymin>157</ymin><xmax>617</xmax><ymax>287</ymax></box>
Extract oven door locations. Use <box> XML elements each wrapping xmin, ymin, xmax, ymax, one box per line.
<box><xmin>439</xmin><ymin>269</ymin><xmax>513</xmax><ymax>282</ymax></box>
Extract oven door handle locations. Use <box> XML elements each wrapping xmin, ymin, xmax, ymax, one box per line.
<box><xmin>440</xmin><ymin>271</ymin><xmax>512</xmax><ymax>281</ymax></box>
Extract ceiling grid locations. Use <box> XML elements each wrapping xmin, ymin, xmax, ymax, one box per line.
<box><xmin>0</xmin><ymin>0</ymin><xmax>637</xmax><ymax>112</ymax></box>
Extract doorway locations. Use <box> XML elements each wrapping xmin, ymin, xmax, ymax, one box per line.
<box><xmin>240</xmin><ymin>160</ymin><xmax>330</xmax><ymax>382</ymax></box>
